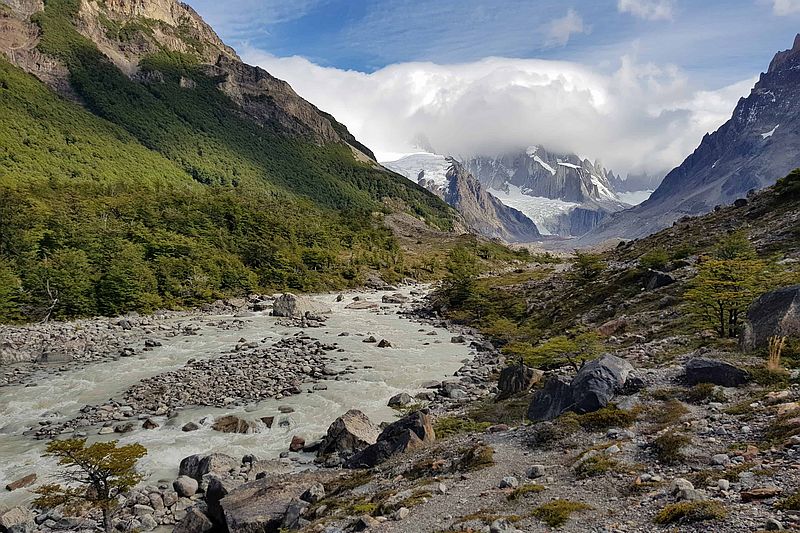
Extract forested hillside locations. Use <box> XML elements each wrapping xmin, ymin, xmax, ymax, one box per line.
<box><xmin>0</xmin><ymin>0</ymin><xmax>458</xmax><ymax>322</ymax></box>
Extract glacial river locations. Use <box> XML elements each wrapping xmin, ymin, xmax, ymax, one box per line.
<box><xmin>0</xmin><ymin>289</ymin><xmax>472</xmax><ymax>508</ymax></box>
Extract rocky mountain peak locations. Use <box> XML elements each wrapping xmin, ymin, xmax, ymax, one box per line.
<box><xmin>768</xmin><ymin>33</ymin><xmax>800</xmax><ymax>73</ymax></box>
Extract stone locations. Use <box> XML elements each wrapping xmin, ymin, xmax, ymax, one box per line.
<box><xmin>597</xmin><ymin>317</ymin><xmax>628</xmax><ymax>337</ymax></box>
<box><xmin>497</xmin><ymin>364</ymin><xmax>543</xmax><ymax>399</ymax></box>
<box><xmin>646</xmin><ymin>270</ymin><xmax>676</xmax><ymax>291</ymax></box>
<box><xmin>290</xmin><ymin>435</ymin><xmax>306</xmax><ymax>452</ymax></box>
<box><xmin>5</xmin><ymin>473</ymin><xmax>36</xmax><ymax>491</ymax></box>
<box><xmin>570</xmin><ymin>355</ymin><xmax>634</xmax><ymax>413</ymax></box>
<box><xmin>300</xmin><ymin>482</ymin><xmax>325</xmax><ymax>504</ymax></box>
<box><xmin>179</xmin><ymin>453</ymin><xmax>238</xmax><ymax>482</ymax></box>
<box><xmin>526</xmin><ymin>465</ymin><xmax>546</xmax><ymax>479</ymax></box>
<box><xmin>669</xmin><ymin>478</ymin><xmax>694</xmax><ymax>495</ymax></box>
<box><xmin>377</xmin><ymin>339</ymin><xmax>392</xmax><ymax>348</ymax></box>
<box><xmin>741</xmin><ymin>486</ymin><xmax>783</xmax><ymax>502</ymax></box>
<box><xmin>499</xmin><ymin>476</ymin><xmax>519</xmax><ymax>489</ymax></box>
<box><xmin>173</xmin><ymin>476</ymin><xmax>199</xmax><ymax>498</ymax></box>
<box><xmin>0</xmin><ymin>507</ymin><xmax>32</xmax><ymax>531</ymax></box>
<box><xmin>142</xmin><ymin>418</ymin><xmax>159</xmax><ymax>430</ymax></box>
<box><xmin>114</xmin><ymin>422</ymin><xmax>134</xmax><ymax>434</ymax></box>
<box><xmin>388</xmin><ymin>393</ymin><xmax>414</xmax><ymax>408</ymax></box>
<box><xmin>711</xmin><ymin>453</ymin><xmax>731</xmax><ymax>466</ymax></box>
<box><xmin>281</xmin><ymin>498</ymin><xmax>308</xmax><ymax>530</ymax></box>
<box><xmin>353</xmin><ymin>515</ymin><xmax>380</xmax><ymax>531</ymax></box>
<box><xmin>272</xmin><ymin>293</ymin><xmax>331</xmax><ymax>318</ymax></box>
<box><xmin>206</xmin><ymin>476</ymin><xmax>242</xmax><ymax>524</ymax></box>
<box><xmin>212</xmin><ymin>415</ymin><xmax>255</xmax><ymax>434</ymax></box>
<box><xmin>382</xmin><ymin>293</ymin><xmax>409</xmax><ymax>304</ymax></box>
<box><xmin>139</xmin><ymin>514</ymin><xmax>158</xmax><ymax>531</ymax></box>
<box><xmin>741</xmin><ymin>285</ymin><xmax>800</xmax><ymax>350</ymax></box>
<box><xmin>317</xmin><ymin>409</ymin><xmax>380</xmax><ymax>457</ymax></box>
<box><xmin>717</xmin><ymin>479</ymin><xmax>731</xmax><ymax>491</ymax></box>
<box><xmin>490</xmin><ymin>519</ymin><xmax>518</xmax><ymax>533</ymax></box>
<box><xmin>182</xmin><ymin>422</ymin><xmax>200</xmax><ymax>432</ymax></box>
<box><xmin>393</xmin><ymin>507</ymin><xmax>410</xmax><ymax>520</ymax></box>
<box><xmin>451</xmin><ymin>335</ymin><xmax>466</xmax><ymax>344</ymax></box>
<box><xmin>684</xmin><ymin>358</ymin><xmax>749</xmax><ymax>387</ymax></box>
<box><xmin>173</xmin><ymin>507</ymin><xmax>213</xmax><ymax>533</ymax></box>
<box><xmin>132</xmin><ymin>504</ymin><xmax>155</xmax><ymax>517</ymax></box>
<box><xmin>98</xmin><ymin>426</ymin><xmax>114</xmax><ymax>435</ymax></box>
<box><xmin>527</xmin><ymin>376</ymin><xmax>573</xmax><ymax>422</ymax></box>
<box><xmin>363</xmin><ymin>336</ymin><xmax>377</xmax><ymax>343</ymax></box>
<box><xmin>346</xmin><ymin>411</ymin><xmax>435</xmax><ymax>468</ymax></box>
<box><xmin>765</xmin><ymin>518</ymin><xmax>785</xmax><ymax>531</ymax></box>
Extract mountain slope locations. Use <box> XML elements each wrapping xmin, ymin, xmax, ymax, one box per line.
<box><xmin>0</xmin><ymin>0</ymin><xmax>457</xmax><ymax>321</ymax></box>
<box><xmin>579</xmin><ymin>34</ymin><xmax>800</xmax><ymax>245</ymax></box>
<box><xmin>384</xmin><ymin>153</ymin><xmax>542</xmax><ymax>242</ymax></box>
<box><xmin>463</xmin><ymin>147</ymin><xmax>629</xmax><ymax>236</ymax></box>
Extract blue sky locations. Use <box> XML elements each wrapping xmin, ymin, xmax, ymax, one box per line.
<box><xmin>188</xmin><ymin>0</ymin><xmax>800</xmax><ymax>86</ymax></box>
<box><xmin>186</xmin><ymin>0</ymin><xmax>800</xmax><ymax>174</ymax></box>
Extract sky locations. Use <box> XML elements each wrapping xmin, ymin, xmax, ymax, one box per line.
<box><xmin>187</xmin><ymin>0</ymin><xmax>800</xmax><ymax>176</ymax></box>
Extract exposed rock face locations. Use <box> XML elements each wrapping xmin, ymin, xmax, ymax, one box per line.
<box><xmin>212</xmin><ymin>415</ymin><xmax>258</xmax><ymax>434</ymax></box>
<box><xmin>272</xmin><ymin>293</ymin><xmax>332</xmax><ymax>318</ymax></box>
<box><xmin>580</xmin><ymin>34</ymin><xmax>800</xmax><ymax>244</ymax></box>
<box><xmin>684</xmin><ymin>358</ymin><xmax>750</xmax><ymax>387</ymax></box>
<box><xmin>317</xmin><ymin>409</ymin><xmax>379</xmax><ymax>457</ymax></box>
<box><xmin>386</xmin><ymin>154</ymin><xmax>541</xmax><ymax>242</ymax></box>
<box><xmin>741</xmin><ymin>285</ymin><xmax>800</xmax><ymax>350</ymax></box>
<box><xmin>497</xmin><ymin>364</ymin><xmax>543</xmax><ymax>399</ymax></box>
<box><xmin>345</xmin><ymin>411</ymin><xmax>435</xmax><ymax>468</ymax></box>
<box><xmin>527</xmin><ymin>355</ymin><xmax>636</xmax><ymax>422</ymax></box>
<box><xmin>178</xmin><ymin>453</ymin><xmax>238</xmax><ymax>482</ymax></box>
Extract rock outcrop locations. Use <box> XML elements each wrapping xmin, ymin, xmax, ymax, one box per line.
<box><xmin>683</xmin><ymin>358</ymin><xmax>750</xmax><ymax>387</ymax></box>
<box><xmin>345</xmin><ymin>411</ymin><xmax>435</xmax><ymax>468</ymax></box>
<box><xmin>741</xmin><ymin>285</ymin><xmax>800</xmax><ymax>350</ymax></box>
<box><xmin>317</xmin><ymin>409</ymin><xmax>380</xmax><ymax>457</ymax></box>
<box><xmin>272</xmin><ymin>293</ymin><xmax>332</xmax><ymax>318</ymax></box>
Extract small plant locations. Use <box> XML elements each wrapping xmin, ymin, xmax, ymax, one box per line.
<box><xmin>776</xmin><ymin>490</ymin><xmax>800</xmax><ymax>511</ymax></box>
<box><xmin>639</xmin><ymin>249</ymin><xmax>669</xmax><ymax>271</ymax></box>
<box><xmin>768</xmin><ymin>335</ymin><xmax>786</xmax><ymax>371</ymax></box>
<box><xmin>572</xmin><ymin>405</ymin><xmax>640</xmax><ymax>431</ymax></box>
<box><xmin>506</xmin><ymin>483</ymin><xmax>545</xmax><ymax>501</ymax></box>
<box><xmin>574</xmin><ymin>455</ymin><xmax>618</xmax><ymax>479</ymax></box>
<box><xmin>457</xmin><ymin>444</ymin><xmax>495</xmax><ymax>472</ymax></box>
<box><xmin>647</xmin><ymin>399</ymin><xmax>689</xmax><ymax>425</ymax></box>
<box><xmin>531</xmin><ymin>499</ymin><xmax>591</xmax><ymax>528</ymax></box>
<box><xmin>684</xmin><ymin>383</ymin><xmax>725</xmax><ymax>404</ymax></box>
<box><xmin>652</xmin><ymin>433</ymin><xmax>691</xmax><ymax>464</ymax></box>
<box><xmin>433</xmin><ymin>417</ymin><xmax>492</xmax><ymax>438</ymax></box>
<box><xmin>569</xmin><ymin>251</ymin><xmax>607</xmax><ymax>284</ymax></box>
<box><xmin>653</xmin><ymin>501</ymin><xmax>727</xmax><ymax>525</ymax></box>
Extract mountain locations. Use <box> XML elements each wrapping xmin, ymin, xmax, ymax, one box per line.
<box><xmin>579</xmin><ymin>34</ymin><xmax>800</xmax><ymax>245</ymax></box>
<box><xmin>384</xmin><ymin>153</ymin><xmax>542</xmax><ymax>242</ymax></box>
<box><xmin>609</xmin><ymin>172</ymin><xmax>663</xmax><ymax>194</ymax></box>
<box><xmin>0</xmin><ymin>0</ymin><xmax>456</xmax><ymax>321</ymax></box>
<box><xmin>462</xmin><ymin>147</ymin><xmax>629</xmax><ymax>236</ymax></box>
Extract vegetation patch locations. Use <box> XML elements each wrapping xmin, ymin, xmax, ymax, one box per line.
<box><xmin>574</xmin><ymin>455</ymin><xmax>619</xmax><ymax>479</ymax></box>
<box><xmin>653</xmin><ymin>501</ymin><xmax>727</xmax><ymax>525</ymax></box>
<box><xmin>647</xmin><ymin>400</ymin><xmax>689</xmax><ymax>425</ymax></box>
<box><xmin>433</xmin><ymin>416</ymin><xmax>492</xmax><ymax>438</ymax></box>
<box><xmin>457</xmin><ymin>444</ymin><xmax>495</xmax><ymax>472</ymax></box>
<box><xmin>776</xmin><ymin>490</ymin><xmax>800</xmax><ymax>511</ymax></box>
<box><xmin>567</xmin><ymin>405</ymin><xmax>640</xmax><ymax>431</ymax></box>
<box><xmin>684</xmin><ymin>383</ymin><xmax>725</xmax><ymax>404</ymax></box>
<box><xmin>506</xmin><ymin>484</ymin><xmax>545</xmax><ymax>501</ymax></box>
<box><xmin>531</xmin><ymin>499</ymin><xmax>591</xmax><ymax>528</ymax></box>
<box><xmin>652</xmin><ymin>433</ymin><xmax>691</xmax><ymax>464</ymax></box>
<box><xmin>467</xmin><ymin>395</ymin><xmax>531</xmax><ymax>426</ymax></box>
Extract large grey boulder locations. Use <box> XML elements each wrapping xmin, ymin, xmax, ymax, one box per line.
<box><xmin>527</xmin><ymin>355</ymin><xmax>635</xmax><ymax>422</ymax></box>
<box><xmin>684</xmin><ymin>358</ymin><xmax>749</xmax><ymax>387</ymax></box>
<box><xmin>212</xmin><ymin>415</ymin><xmax>257</xmax><ymax>434</ymax></box>
<box><xmin>206</xmin><ymin>477</ymin><xmax>243</xmax><ymax>524</ymax></box>
<box><xmin>0</xmin><ymin>507</ymin><xmax>33</xmax><ymax>533</ymax></box>
<box><xmin>497</xmin><ymin>364</ymin><xmax>543</xmax><ymax>399</ymax></box>
<box><xmin>272</xmin><ymin>293</ymin><xmax>332</xmax><ymax>318</ymax></box>
<box><xmin>345</xmin><ymin>411</ymin><xmax>435</xmax><ymax>468</ymax></box>
<box><xmin>178</xmin><ymin>453</ymin><xmax>238</xmax><ymax>482</ymax></box>
<box><xmin>741</xmin><ymin>285</ymin><xmax>800</xmax><ymax>350</ymax></box>
<box><xmin>173</xmin><ymin>507</ymin><xmax>214</xmax><ymax>533</ymax></box>
<box><xmin>317</xmin><ymin>410</ymin><xmax>379</xmax><ymax>457</ymax></box>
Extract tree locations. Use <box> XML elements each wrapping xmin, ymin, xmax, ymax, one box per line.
<box><xmin>0</xmin><ymin>259</ymin><xmax>23</xmax><ymax>322</ymax></box>
<box><xmin>685</xmin><ymin>231</ymin><xmax>772</xmax><ymax>338</ymax></box>
<box><xmin>442</xmin><ymin>246</ymin><xmax>480</xmax><ymax>306</ymax></box>
<box><xmin>33</xmin><ymin>439</ymin><xmax>147</xmax><ymax>533</ymax></box>
<box><xmin>569</xmin><ymin>250</ymin><xmax>606</xmax><ymax>283</ymax></box>
<box><xmin>96</xmin><ymin>242</ymin><xmax>160</xmax><ymax>316</ymax></box>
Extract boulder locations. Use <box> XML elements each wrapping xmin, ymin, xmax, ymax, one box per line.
<box><xmin>220</xmin><ymin>475</ymin><xmax>320</xmax><ymax>532</ymax></box>
<box><xmin>684</xmin><ymin>358</ymin><xmax>749</xmax><ymax>387</ymax></box>
<box><xmin>206</xmin><ymin>476</ymin><xmax>242</xmax><ymax>524</ymax></box>
<box><xmin>377</xmin><ymin>339</ymin><xmax>392</xmax><ymax>348</ymax></box>
<box><xmin>300</xmin><ymin>483</ymin><xmax>325</xmax><ymax>504</ymax></box>
<box><xmin>527</xmin><ymin>376</ymin><xmax>573</xmax><ymax>422</ymax></box>
<box><xmin>173</xmin><ymin>507</ymin><xmax>214</xmax><ymax>533</ymax></box>
<box><xmin>5</xmin><ymin>473</ymin><xmax>36</xmax><ymax>491</ymax></box>
<box><xmin>570</xmin><ymin>355</ymin><xmax>634</xmax><ymax>413</ymax></box>
<box><xmin>289</xmin><ymin>436</ymin><xmax>306</xmax><ymax>452</ymax></box>
<box><xmin>345</xmin><ymin>411</ymin><xmax>435</xmax><ymax>468</ymax></box>
<box><xmin>382</xmin><ymin>293</ymin><xmax>409</xmax><ymax>304</ymax></box>
<box><xmin>646</xmin><ymin>270</ymin><xmax>676</xmax><ymax>291</ymax></box>
<box><xmin>272</xmin><ymin>293</ymin><xmax>332</xmax><ymax>318</ymax></box>
<box><xmin>0</xmin><ymin>507</ymin><xmax>32</xmax><ymax>532</ymax></box>
<box><xmin>179</xmin><ymin>453</ymin><xmax>238</xmax><ymax>482</ymax></box>
<box><xmin>173</xmin><ymin>476</ymin><xmax>199</xmax><ymax>498</ymax></box>
<box><xmin>388</xmin><ymin>393</ymin><xmax>413</xmax><ymax>408</ymax></box>
<box><xmin>182</xmin><ymin>422</ymin><xmax>200</xmax><ymax>432</ymax></box>
<box><xmin>741</xmin><ymin>285</ymin><xmax>800</xmax><ymax>350</ymax></box>
<box><xmin>597</xmin><ymin>317</ymin><xmax>628</xmax><ymax>337</ymax></box>
<box><xmin>497</xmin><ymin>364</ymin><xmax>543</xmax><ymax>399</ymax></box>
<box><xmin>37</xmin><ymin>352</ymin><xmax>72</xmax><ymax>364</ymax></box>
<box><xmin>317</xmin><ymin>410</ymin><xmax>379</xmax><ymax>457</ymax></box>
<box><xmin>345</xmin><ymin>301</ymin><xmax>378</xmax><ymax>310</ymax></box>
<box><xmin>142</xmin><ymin>418</ymin><xmax>159</xmax><ymax>430</ymax></box>
<box><xmin>212</xmin><ymin>415</ymin><xmax>255</xmax><ymax>434</ymax></box>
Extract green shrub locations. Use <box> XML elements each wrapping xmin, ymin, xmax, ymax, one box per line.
<box><xmin>506</xmin><ymin>483</ymin><xmax>545</xmax><ymax>501</ymax></box>
<box><xmin>684</xmin><ymin>383</ymin><xmax>725</xmax><ymax>404</ymax></box>
<box><xmin>652</xmin><ymin>433</ymin><xmax>691</xmax><ymax>464</ymax></box>
<box><xmin>570</xmin><ymin>405</ymin><xmax>639</xmax><ymax>431</ymax></box>
<box><xmin>433</xmin><ymin>417</ymin><xmax>492</xmax><ymax>438</ymax></box>
<box><xmin>574</xmin><ymin>455</ymin><xmax>618</xmax><ymax>479</ymax></box>
<box><xmin>639</xmin><ymin>249</ymin><xmax>669</xmax><ymax>270</ymax></box>
<box><xmin>776</xmin><ymin>490</ymin><xmax>800</xmax><ymax>511</ymax></box>
<box><xmin>531</xmin><ymin>500</ymin><xmax>591</xmax><ymax>527</ymax></box>
<box><xmin>653</xmin><ymin>501</ymin><xmax>727</xmax><ymax>525</ymax></box>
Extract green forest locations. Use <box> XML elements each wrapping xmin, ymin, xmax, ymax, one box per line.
<box><xmin>0</xmin><ymin>0</ymin><xmax>456</xmax><ymax>322</ymax></box>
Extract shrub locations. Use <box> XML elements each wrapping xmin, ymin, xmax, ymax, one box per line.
<box><xmin>531</xmin><ymin>500</ymin><xmax>591</xmax><ymax>528</ymax></box>
<box><xmin>574</xmin><ymin>455</ymin><xmax>618</xmax><ymax>479</ymax></box>
<box><xmin>652</xmin><ymin>433</ymin><xmax>691</xmax><ymax>464</ymax></box>
<box><xmin>434</xmin><ymin>417</ymin><xmax>492</xmax><ymax>438</ymax></box>
<box><xmin>684</xmin><ymin>383</ymin><xmax>725</xmax><ymax>404</ymax></box>
<box><xmin>653</xmin><ymin>501</ymin><xmax>727</xmax><ymax>525</ymax></box>
<box><xmin>571</xmin><ymin>405</ymin><xmax>639</xmax><ymax>431</ymax></box>
<box><xmin>506</xmin><ymin>484</ymin><xmax>545</xmax><ymax>501</ymax></box>
<box><xmin>776</xmin><ymin>490</ymin><xmax>800</xmax><ymax>511</ymax></box>
<box><xmin>639</xmin><ymin>249</ymin><xmax>669</xmax><ymax>270</ymax></box>
<box><xmin>569</xmin><ymin>251</ymin><xmax>606</xmax><ymax>283</ymax></box>
<box><xmin>458</xmin><ymin>444</ymin><xmax>495</xmax><ymax>472</ymax></box>
<box><xmin>647</xmin><ymin>400</ymin><xmax>688</xmax><ymax>425</ymax></box>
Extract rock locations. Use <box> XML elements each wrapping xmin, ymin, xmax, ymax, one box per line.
<box><xmin>0</xmin><ymin>507</ymin><xmax>32</xmax><ymax>531</ymax></box>
<box><xmin>765</xmin><ymin>518</ymin><xmax>785</xmax><ymax>531</ymax></box>
<box><xmin>497</xmin><ymin>364</ymin><xmax>543</xmax><ymax>399</ymax></box>
<box><xmin>142</xmin><ymin>418</ymin><xmax>159</xmax><ymax>430</ymax></box>
<box><xmin>499</xmin><ymin>476</ymin><xmax>519</xmax><ymax>489</ymax></box>
<box><xmin>450</xmin><ymin>335</ymin><xmax>466</xmax><ymax>344</ymax></box>
<box><xmin>182</xmin><ymin>422</ymin><xmax>200</xmax><ymax>432</ymax></box>
<box><xmin>206</xmin><ymin>476</ymin><xmax>243</xmax><ymax>524</ymax></box>
<box><xmin>179</xmin><ymin>453</ymin><xmax>238</xmax><ymax>482</ymax></box>
<box><xmin>300</xmin><ymin>482</ymin><xmax>325</xmax><ymax>504</ymax></box>
<box><xmin>741</xmin><ymin>486</ymin><xmax>783</xmax><ymax>502</ymax></box>
<box><xmin>114</xmin><ymin>422</ymin><xmax>134</xmax><ymax>434</ymax></box>
<box><xmin>173</xmin><ymin>507</ymin><xmax>213</xmax><ymax>533</ymax></box>
<box><xmin>711</xmin><ymin>453</ymin><xmax>731</xmax><ymax>466</ymax></box>
<box><xmin>118</xmin><ymin>319</ymin><xmax>133</xmax><ymax>330</ymax></box>
<box><xmin>212</xmin><ymin>415</ymin><xmax>255</xmax><ymax>434</ymax></box>
<box><xmin>132</xmin><ymin>504</ymin><xmax>155</xmax><ymax>517</ymax></box>
<box><xmin>346</xmin><ymin>411</ymin><xmax>435</xmax><ymax>468</ymax></box>
<box><xmin>272</xmin><ymin>293</ymin><xmax>331</xmax><ymax>318</ymax></box>
<box><xmin>570</xmin><ymin>355</ymin><xmax>634</xmax><ymax>413</ymax></box>
<box><xmin>173</xmin><ymin>476</ymin><xmax>199</xmax><ymax>498</ymax></box>
<box><xmin>684</xmin><ymin>358</ymin><xmax>749</xmax><ymax>387</ymax></box>
<box><xmin>669</xmin><ymin>478</ymin><xmax>694</xmax><ymax>495</ymax></box>
<box><xmin>741</xmin><ymin>285</ymin><xmax>800</xmax><ymax>350</ymax></box>
<box><xmin>717</xmin><ymin>479</ymin><xmax>731</xmax><ymax>491</ymax></box>
<box><xmin>220</xmin><ymin>475</ymin><xmax>320</xmax><ymax>532</ymax></box>
<box><xmin>491</xmin><ymin>519</ymin><xmax>518</xmax><ymax>533</ymax></box>
<box><xmin>37</xmin><ymin>352</ymin><xmax>72</xmax><ymax>364</ymax></box>
<box><xmin>598</xmin><ymin>317</ymin><xmax>628</xmax><ymax>336</ymax></box>
<box><xmin>382</xmin><ymin>293</ymin><xmax>408</xmax><ymax>304</ymax></box>
<box><xmin>290</xmin><ymin>435</ymin><xmax>306</xmax><ymax>452</ymax></box>
<box><xmin>527</xmin><ymin>376</ymin><xmax>574</xmax><ymax>422</ymax></box>
<box><xmin>393</xmin><ymin>507</ymin><xmax>410</xmax><ymax>520</ymax></box>
<box><xmin>388</xmin><ymin>393</ymin><xmax>414</xmax><ymax>408</ymax></box>
<box><xmin>5</xmin><ymin>473</ymin><xmax>36</xmax><ymax>491</ymax></box>
<box><xmin>363</xmin><ymin>336</ymin><xmax>377</xmax><ymax>343</ymax></box>
<box><xmin>734</xmin><ymin>198</ymin><xmax>749</xmax><ymax>208</ymax></box>
<box><xmin>377</xmin><ymin>339</ymin><xmax>392</xmax><ymax>348</ymax></box>
<box><xmin>346</xmin><ymin>301</ymin><xmax>378</xmax><ymax>310</ymax></box>
<box><xmin>98</xmin><ymin>426</ymin><xmax>114</xmax><ymax>435</ymax></box>
<box><xmin>317</xmin><ymin>409</ymin><xmax>380</xmax><ymax>457</ymax></box>
<box><xmin>281</xmin><ymin>498</ymin><xmax>308</xmax><ymax>530</ymax></box>
<box><xmin>526</xmin><ymin>465</ymin><xmax>546</xmax><ymax>479</ymax></box>
<box><xmin>353</xmin><ymin>515</ymin><xmax>380</xmax><ymax>531</ymax></box>
<box><xmin>646</xmin><ymin>270</ymin><xmax>676</xmax><ymax>291</ymax></box>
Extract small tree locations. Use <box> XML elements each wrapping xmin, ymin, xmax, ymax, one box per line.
<box><xmin>33</xmin><ymin>439</ymin><xmax>147</xmax><ymax>533</ymax></box>
<box><xmin>570</xmin><ymin>250</ymin><xmax>606</xmax><ymax>283</ymax></box>
<box><xmin>443</xmin><ymin>246</ymin><xmax>480</xmax><ymax>306</ymax></box>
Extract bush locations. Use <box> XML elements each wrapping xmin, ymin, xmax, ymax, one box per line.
<box><xmin>433</xmin><ymin>417</ymin><xmax>492</xmax><ymax>438</ymax></box>
<box><xmin>776</xmin><ymin>490</ymin><xmax>800</xmax><ymax>511</ymax></box>
<box><xmin>574</xmin><ymin>455</ymin><xmax>618</xmax><ymax>479</ymax></box>
<box><xmin>570</xmin><ymin>405</ymin><xmax>639</xmax><ymax>431</ymax></box>
<box><xmin>531</xmin><ymin>500</ymin><xmax>591</xmax><ymax>528</ymax></box>
<box><xmin>639</xmin><ymin>249</ymin><xmax>669</xmax><ymax>270</ymax></box>
<box><xmin>569</xmin><ymin>251</ymin><xmax>606</xmax><ymax>283</ymax></box>
<box><xmin>652</xmin><ymin>433</ymin><xmax>691</xmax><ymax>464</ymax></box>
<box><xmin>653</xmin><ymin>501</ymin><xmax>727</xmax><ymax>525</ymax></box>
<box><xmin>506</xmin><ymin>483</ymin><xmax>545</xmax><ymax>501</ymax></box>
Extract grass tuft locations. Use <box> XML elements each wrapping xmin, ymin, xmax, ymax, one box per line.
<box><xmin>653</xmin><ymin>501</ymin><xmax>727</xmax><ymax>525</ymax></box>
<box><xmin>531</xmin><ymin>499</ymin><xmax>591</xmax><ymax>528</ymax></box>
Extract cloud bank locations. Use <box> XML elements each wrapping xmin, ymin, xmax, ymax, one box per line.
<box><xmin>771</xmin><ymin>0</ymin><xmax>800</xmax><ymax>15</ymax></box>
<box><xmin>243</xmin><ymin>47</ymin><xmax>755</xmax><ymax>176</ymax></box>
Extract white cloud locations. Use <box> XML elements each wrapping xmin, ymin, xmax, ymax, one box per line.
<box><xmin>617</xmin><ymin>0</ymin><xmax>675</xmax><ymax>21</ymax></box>
<box><xmin>187</xmin><ymin>0</ymin><xmax>328</xmax><ymax>41</ymax></box>
<box><xmin>546</xmin><ymin>9</ymin><xmax>588</xmax><ymax>47</ymax></box>
<box><xmin>771</xmin><ymin>0</ymin><xmax>800</xmax><ymax>15</ymax></box>
<box><xmin>242</xmin><ymin>47</ymin><xmax>754</xmax><ymax>176</ymax></box>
